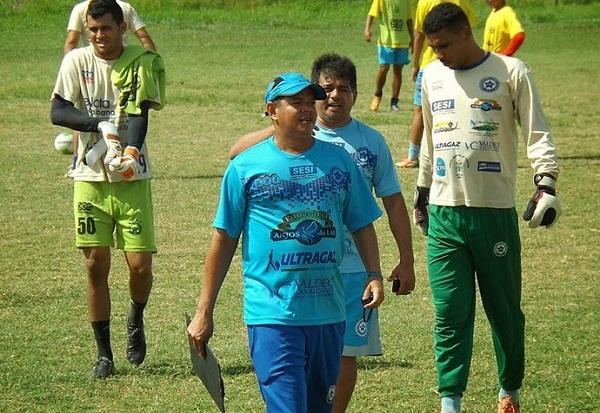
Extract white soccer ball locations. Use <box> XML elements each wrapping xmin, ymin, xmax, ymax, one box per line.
<box><xmin>54</xmin><ymin>132</ymin><xmax>73</xmax><ymax>155</ymax></box>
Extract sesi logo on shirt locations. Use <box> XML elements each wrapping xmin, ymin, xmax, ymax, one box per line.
<box><xmin>432</xmin><ymin>99</ymin><xmax>455</xmax><ymax>113</ymax></box>
<box><xmin>289</xmin><ymin>165</ymin><xmax>318</xmax><ymax>177</ymax></box>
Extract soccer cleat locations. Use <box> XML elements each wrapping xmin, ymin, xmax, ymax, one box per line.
<box><xmin>498</xmin><ymin>396</ymin><xmax>520</xmax><ymax>413</ymax></box>
<box><xmin>395</xmin><ymin>158</ymin><xmax>419</xmax><ymax>168</ymax></box>
<box><xmin>91</xmin><ymin>356</ymin><xmax>114</xmax><ymax>379</ymax></box>
<box><xmin>370</xmin><ymin>96</ymin><xmax>382</xmax><ymax>111</ymax></box>
<box><xmin>390</xmin><ymin>103</ymin><xmax>400</xmax><ymax>112</ymax></box>
<box><xmin>126</xmin><ymin>319</ymin><xmax>146</xmax><ymax>365</ymax></box>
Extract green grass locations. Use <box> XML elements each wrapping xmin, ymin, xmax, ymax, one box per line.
<box><xmin>1</xmin><ymin>2</ymin><xmax>599</xmax><ymax>412</ymax></box>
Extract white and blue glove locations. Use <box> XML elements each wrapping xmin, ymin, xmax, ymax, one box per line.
<box><xmin>523</xmin><ymin>174</ymin><xmax>561</xmax><ymax>228</ymax></box>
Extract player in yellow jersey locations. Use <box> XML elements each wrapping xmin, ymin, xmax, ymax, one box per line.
<box><xmin>364</xmin><ymin>0</ymin><xmax>414</xmax><ymax>112</ymax></box>
<box><xmin>396</xmin><ymin>0</ymin><xmax>475</xmax><ymax>168</ymax></box>
<box><xmin>483</xmin><ymin>0</ymin><xmax>525</xmax><ymax>56</ymax></box>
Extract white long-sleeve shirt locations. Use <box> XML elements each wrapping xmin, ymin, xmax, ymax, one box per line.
<box><xmin>417</xmin><ymin>52</ymin><xmax>558</xmax><ymax>208</ymax></box>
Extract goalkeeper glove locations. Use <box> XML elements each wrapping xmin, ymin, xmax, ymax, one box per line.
<box><xmin>84</xmin><ymin>121</ymin><xmax>119</xmax><ymax>166</ymax></box>
<box><xmin>109</xmin><ymin>146</ymin><xmax>141</xmax><ymax>179</ymax></box>
<box><xmin>523</xmin><ymin>174</ymin><xmax>561</xmax><ymax>228</ymax></box>
<box><xmin>98</xmin><ymin>121</ymin><xmax>122</xmax><ymax>166</ymax></box>
<box><xmin>413</xmin><ymin>186</ymin><xmax>430</xmax><ymax>236</ymax></box>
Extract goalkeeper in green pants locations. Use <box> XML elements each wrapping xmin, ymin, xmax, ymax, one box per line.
<box><xmin>413</xmin><ymin>4</ymin><xmax>561</xmax><ymax>413</ymax></box>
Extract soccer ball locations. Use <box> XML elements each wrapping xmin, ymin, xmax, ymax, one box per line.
<box><xmin>54</xmin><ymin>132</ymin><xmax>73</xmax><ymax>154</ymax></box>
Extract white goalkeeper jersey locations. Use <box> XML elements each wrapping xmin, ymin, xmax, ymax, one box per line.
<box><xmin>52</xmin><ymin>46</ymin><xmax>153</xmax><ymax>182</ymax></box>
<box><xmin>417</xmin><ymin>52</ymin><xmax>558</xmax><ymax>208</ymax></box>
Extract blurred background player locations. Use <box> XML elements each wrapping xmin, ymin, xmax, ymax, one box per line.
<box><xmin>63</xmin><ymin>0</ymin><xmax>156</xmax><ymax>177</ymax></box>
<box><xmin>414</xmin><ymin>4</ymin><xmax>560</xmax><ymax>412</ymax></box>
<box><xmin>483</xmin><ymin>0</ymin><xmax>525</xmax><ymax>56</ymax></box>
<box><xmin>364</xmin><ymin>0</ymin><xmax>414</xmax><ymax>112</ymax></box>
<box><xmin>395</xmin><ymin>0</ymin><xmax>475</xmax><ymax>168</ymax></box>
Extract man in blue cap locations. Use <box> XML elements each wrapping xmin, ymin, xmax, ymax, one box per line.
<box><xmin>188</xmin><ymin>72</ymin><xmax>385</xmax><ymax>412</ymax></box>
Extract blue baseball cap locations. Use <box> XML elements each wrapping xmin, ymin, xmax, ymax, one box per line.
<box><xmin>264</xmin><ymin>72</ymin><xmax>326</xmax><ymax>103</ymax></box>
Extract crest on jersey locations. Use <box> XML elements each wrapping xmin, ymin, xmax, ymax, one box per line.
<box><xmin>479</xmin><ymin>76</ymin><xmax>500</xmax><ymax>92</ymax></box>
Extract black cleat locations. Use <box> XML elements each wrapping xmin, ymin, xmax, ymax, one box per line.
<box><xmin>126</xmin><ymin>320</ymin><xmax>146</xmax><ymax>365</ymax></box>
<box><xmin>92</xmin><ymin>356</ymin><xmax>114</xmax><ymax>379</ymax></box>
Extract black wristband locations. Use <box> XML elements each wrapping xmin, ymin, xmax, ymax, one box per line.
<box><xmin>367</xmin><ymin>271</ymin><xmax>383</xmax><ymax>280</ymax></box>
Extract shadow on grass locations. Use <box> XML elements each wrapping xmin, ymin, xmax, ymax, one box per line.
<box><xmin>358</xmin><ymin>358</ymin><xmax>414</xmax><ymax>370</ymax></box>
<box><xmin>221</xmin><ymin>363</ymin><xmax>255</xmax><ymax>376</ymax></box>
<box><xmin>119</xmin><ymin>359</ymin><xmax>255</xmax><ymax>378</ymax></box>
<box><xmin>557</xmin><ymin>154</ymin><xmax>600</xmax><ymax>161</ymax></box>
<box><xmin>155</xmin><ymin>174</ymin><xmax>224</xmax><ymax>180</ymax></box>
<box><xmin>117</xmin><ymin>360</ymin><xmax>190</xmax><ymax>377</ymax></box>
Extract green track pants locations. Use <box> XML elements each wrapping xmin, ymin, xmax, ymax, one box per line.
<box><xmin>427</xmin><ymin>205</ymin><xmax>524</xmax><ymax>397</ymax></box>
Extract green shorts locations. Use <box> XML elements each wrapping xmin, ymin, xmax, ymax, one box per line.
<box><xmin>73</xmin><ymin>180</ymin><xmax>156</xmax><ymax>252</ymax></box>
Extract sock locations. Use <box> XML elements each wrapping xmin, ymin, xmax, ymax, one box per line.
<box><xmin>441</xmin><ymin>395</ymin><xmax>461</xmax><ymax>413</ymax></box>
<box><xmin>408</xmin><ymin>142</ymin><xmax>420</xmax><ymax>161</ymax></box>
<box><xmin>391</xmin><ymin>97</ymin><xmax>399</xmax><ymax>106</ymax></box>
<box><xmin>499</xmin><ymin>388</ymin><xmax>520</xmax><ymax>404</ymax></box>
<box><xmin>127</xmin><ymin>299</ymin><xmax>147</xmax><ymax>326</ymax></box>
<box><xmin>374</xmin><ymin>92</ymin><xmax>383</xmax><ymax>98</ymax></box>
<box><xmin>91</xmin><ymin>320</ymin><xmax>113</xmax><ymax>360</ymax></box>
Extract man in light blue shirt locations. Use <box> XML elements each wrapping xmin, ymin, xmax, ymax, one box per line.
<box><xmin>228</xmin><ymin>54</ymin><xmax>416</xmax><ymax>413</ymax></box>
<box><xmin>188</xmin><ymin>72</ymin><xmax>384</xmax><ymax>413</ymax></box>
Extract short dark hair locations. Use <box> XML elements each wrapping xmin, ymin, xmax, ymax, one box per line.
<box><xmin>423</xmin><ymin>3</ymin><xmax>470</xmax><ymax>35</ymax></box>
<box><xmin>87</xmin><ymin>0</ymin><xmax>124</xmax><ymax>24</ymax></box>
<box><xmin>311</xmin><ymin>53</ymin><xmax>357</xmax><ymax>92</ymax></box>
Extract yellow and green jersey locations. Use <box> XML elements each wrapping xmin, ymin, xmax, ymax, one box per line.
<box><xmin>483</xmin><ymin>6</ymin><xmax>524</xmax><ymax>53</ymax></box>
<box><xmin>368</xmin><ymin>0</ymin><xmax>413</xmax><ymax>48</ymax></box>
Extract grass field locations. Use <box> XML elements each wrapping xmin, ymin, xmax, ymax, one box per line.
<box><xmin>1</xmin><ymin>1</ymin><xmax>599</xmax><ymax>412</ymax></box>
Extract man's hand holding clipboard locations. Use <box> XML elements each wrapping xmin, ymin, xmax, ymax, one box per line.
<box><xmin>185</xmin><ymin>313</ymin><xmax>226</xmax><ymax>413</ymax></box>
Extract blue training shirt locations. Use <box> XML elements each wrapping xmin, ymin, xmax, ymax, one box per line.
<box><xmin>315</xmin><ymin>119</ymin><xmax>401</xmax><ymax>274</ymax></box>
<box><xmin>214</xmin><ymin>137</ymin><xmax>382</xmax><ymax>326</ymax></box>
